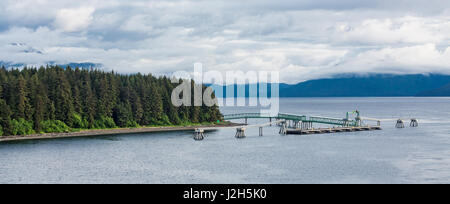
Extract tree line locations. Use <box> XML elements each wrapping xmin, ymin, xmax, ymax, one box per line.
<box><xmin>0</xmin><ymin>66</ymin><xmax>222</xmax><ymax>136</ymax></box>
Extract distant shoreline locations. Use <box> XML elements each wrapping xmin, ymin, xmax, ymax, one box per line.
<box><xmin>217</xmin><ymin>96</ymin><xmax>450</xmax><ymax>99</ymax></box>
<box><xmin>0</xmin><ymin>123</ymin><xmax>241</xmax><ymax>143</ymax></box>
<box><xmin>276</xmin><ymin>96</ymin><xmax>450</xmax><ymax>98</ymax></box>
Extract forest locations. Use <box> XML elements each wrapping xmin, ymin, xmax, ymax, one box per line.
<box><xmin>0</xmin><ymin>66</ymin><xmax>223</xmax><ymax>136</ymax></box>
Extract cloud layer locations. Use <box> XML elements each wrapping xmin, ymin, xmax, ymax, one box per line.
<box><xmin>1</xmin><ymin>0</ymin><xmax>450</xmax><ymax>83</ymax></box>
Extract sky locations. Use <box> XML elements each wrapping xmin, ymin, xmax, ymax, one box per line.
<box><xmin>1</xmin><ymin>0</ymin><xmax>450</xmax><ymax>84</ymax></box>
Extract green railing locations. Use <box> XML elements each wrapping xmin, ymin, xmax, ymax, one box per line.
<box><xmin>307</xmin><ymin>116</ymin><xmax>357</xmax><ymax>126</ymax></box>
<box><xmin>223</xmin><ymin>113</ymin><xmax>359</xmax><ymax>127</ymax></box>
<box><xmin>224</xmin><ymin>113</ymin><xmax>273</xmax><ymax>120</ymax></box>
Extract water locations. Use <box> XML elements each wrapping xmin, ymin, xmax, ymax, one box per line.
<box><xmin>1</xmin><ymin>98</ymin><xmax>449</xmax><ymax>184</ymax></box>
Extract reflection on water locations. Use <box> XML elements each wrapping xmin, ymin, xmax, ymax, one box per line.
<box><xmin>0</xmin><ymin>97</ymin><xmax>449</xmax><ymax>184</ymax></box>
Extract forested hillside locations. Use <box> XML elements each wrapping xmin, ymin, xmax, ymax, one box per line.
<box><xmin>417</xmin><ymin>83</ymin><xmax>450</xmax><ymax>96</ymax></box>
<box><xmin>0</xmin><ymin>66</ymin><xmax>222</xmax><ymax>136</ymax></box>
<box><xmin>279</xmin><ymin>74</ymin><xmax>450</xmax><ymax>97</ymax></box>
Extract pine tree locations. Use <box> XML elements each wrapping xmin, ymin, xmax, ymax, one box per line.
<box><xmin>130</xmin><ymin>89</ymin><xmax>143</xmax><ymax>124</ymax></box>
<box><xmin>72</xmin><ymin>84</ymin><xmax>82</xmax><ymax>115</ymax></box>
<box><xmin>15</xmin><ymin>75</ymin><xmax>31</xmax><ymax>120</ymax></box>
<box><xmin>113</xmin><ymin>102</ymin><xmax>134</xmax><ymax>127</ymax></box>
<box><xmin>143</xmin><ymin>84</ymin><xmax>165</xmax><ymax>125</ymax></box>
<box><xmin>97</xmin><ymin>76</ymin><xmax>115</xmax><ymax>118</ymax></box>
<box><xmin>34</xmin><ymin>95</ymin><xmax>45</xmax><ymax>132</ymax></box>
<box><xmin>161</xmin><ymin>84</ymin><xmax>180</xmax><ymax>125</ymax></box>
<box><xmin>81</xmin><ymin>71</ymin><xmax>96</xmax><ymax>127</ymax></box>
<box><xmin>0</xmin><ymin>99</ymin><xmax>13</xmax><ymax>136</ymax></box>
<box><xmin>55</xmin><ymin>71</ymin><xmax>74</xmax><ymax>126</ymax></box>
<box><xmin>30</xmin><ymin>74</ymin><xmax>47</xmax><ymax>132</ymax></box>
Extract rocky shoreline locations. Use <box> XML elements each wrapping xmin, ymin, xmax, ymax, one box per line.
<box><xmin>0</xmin><ymin>123</ymin><xmax>241</xmax><ymax>143</ymax></box>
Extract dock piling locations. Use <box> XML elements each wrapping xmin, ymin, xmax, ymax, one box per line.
<box><xmin>396</xmin><ymin>119</ymin><xmax>405</xmax><ymax>128</ymax></box>
<box><xmin>279</xmin><ymin>122</ymin><xmax>287</xmax><ymax>135</ymax></box>
<box><xmin>194</xmin><ymin>129</ymin><xmax>205</xmax><ymax>141</ymax></box>
<box><xmin>410</xmin><ymin>119</ymin><xmax>419</xmax><ymax>127</ymax></box>
<box><xmin>235</xmin><ymin>127</ymin><xmax>246</xmax><ymax>139</ymax></box>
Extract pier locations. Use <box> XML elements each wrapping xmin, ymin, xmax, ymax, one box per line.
<box><xmin>194</xmin><ymin>119</ymin><xmax>287</xmax><ymax>140</ymax></box>
<box><xmin>224</xmin><ymin>112</ymin><xmax>362</xmax><ymax>127</ymax></box>
<box><xmin>193</xmin><ymin>111</ymin><xmax>418</xmax><ymax>140</ymax></box>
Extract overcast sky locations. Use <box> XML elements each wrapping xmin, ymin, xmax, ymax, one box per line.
<box><xmin>1</xmin><ymin>0</ymin><xmax>450</xmax><ymax>83</ymax></box>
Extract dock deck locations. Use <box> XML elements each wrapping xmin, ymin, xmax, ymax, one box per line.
<box><xmin>285</xmin><ymin>126</ymin><xmax>382</xmax><ymax>135</ymax></box>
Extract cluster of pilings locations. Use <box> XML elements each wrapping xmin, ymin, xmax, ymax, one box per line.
<box><xmin>279</xmin><ymin>122</ymin><xmax>287</xmax><ymax>135</ymax></box>
<box><xmin>278</xmin><ymin>120</ymin><xmax>313</xmax><ymax>134</ymax></box>
<box><xmin>194</xmin><ymin>129</ymin><xmax>205</xmax><ymax>140</ymax></box>
<box><xmin>278</xmin><ymin>120</ymin><xmax>313</xmax><ymax>130</ymax></box>
<box><xmin>235</xmin><ymin>127</ymin><xmax>246</xmax><ymax>138</ymax></box>
<box><xmin>395</xmin><ymin>120</ymin><xmax>405</xmax><ymax>128</ymax></box>
<box><xmin>410</xmin><ymin>119</ymin><xmax>419</xmax><ymax>127</ymax></box>
<box><xmin>396</xmin><ymin>119</ymin><xmax>419</xmax><ymax>128</ymax></box>
<box><xmin>300</xmin><ymin>121</ymin><xmax>313</xmax><ymax>130</ymax></box>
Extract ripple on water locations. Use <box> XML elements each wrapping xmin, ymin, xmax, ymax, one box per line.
<box><xmin>1</xmin><ymin>98</ymin><xmax>450</xmax><ymax>183</ymax></box>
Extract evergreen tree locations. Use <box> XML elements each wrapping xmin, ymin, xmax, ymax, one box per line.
<box><xmin>55</xmin><ymin>71</ymin><xmax>74</xmax><ymax>126</ymax></box>
<box><xmin>0</xmin><ymin>99</ymin><xmax>13</xmax><ymax>136</ymax></box>
<box><xmin>130</xmin><ymin>90</ymin><xmax>144</xmax><ymax>124</ymax></box>
<box><xmin>81</xmin><ymin>71</ymin><xmax>96</xmax><ymax>127</ymax></box>
<box><xmin>31</xmin><ymin>75</ymin><xmax>47</xmax><ymax>132</ymax></box>
<box><xmin>34</xmin><ymin>95</ymin><xmax>45</xmax><ymax>132</ymax></box>
<box><xmin>15</xmin><ymin>75</ymin><xmax>32</xmax><ymax>120</ymax></box>
<box><xmin>113</xmin><ymin>102</ymin><xmax>134</xmax><ymax>127</ymax></box>
<box><xmin>97</xmin><ymin>76</ymin><xmax>112</xmax><ymax>118</ymax></box>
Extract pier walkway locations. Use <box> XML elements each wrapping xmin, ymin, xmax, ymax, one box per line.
<box><xmin>193</xmin><ymin>111</ymin><xmax>418</xmax><ymax>140</ymax></box>
<box><xmin>224</xmin><ymin>113</ymin><xmax>360</xmax><ymax>127</ymax></box>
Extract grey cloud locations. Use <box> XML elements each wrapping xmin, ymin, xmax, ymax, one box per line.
<box><xmin>1</xmin><ymin>0</ymin><xmax>450</xmax><ymax>83</ymax></box>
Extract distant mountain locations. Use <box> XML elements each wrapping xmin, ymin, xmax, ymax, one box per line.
<box><xmin>0</xmin><ymin>61</ymin><xmax>26</xmax><ymax>69</ymax></box>
<box><xmin>47</xmin><ymin>62</ymin><xmax>104</xmax><ymax>70</ymax></box>
<box><xmin>209</xmin><ymin>74</ymin><xmax>450</xmax><ymax>97</ymax></box>
<box><xmin>0</xmin><ymin>61</ymin><xmax>103</xmax><ymax>70</ymax></box>
<box><xmin>280</xmin><ymin>74</ymin><xmax>450</xmax><ymax>97</ymax></box>
<box><xmin>210</xmin><ymin>83</ymin><xmax>278</xmax><ymax>98</ymax></box>
<box><xmin>417</xmin><ymin>83</ymin><xmax>450</xmax><ymax>96</ymax></box>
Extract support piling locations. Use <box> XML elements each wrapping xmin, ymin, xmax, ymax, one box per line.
<box><xmin>235</xmin><ymin>127</ymin><xmax>246</xmax><ymax>139</ymax></box>
<box><xmin>194</xmin><ymin>129</ymin><xmax>205</xmax><ymax>141</ymax></box>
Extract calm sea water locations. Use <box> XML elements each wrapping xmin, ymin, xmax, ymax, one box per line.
<box><xmin>0</xmin><ymin>98</ymin><xmax>449</xmax><ymax>184</ymax></box>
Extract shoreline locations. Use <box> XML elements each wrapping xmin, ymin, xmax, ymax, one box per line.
<box><xmin>0</xmin><ymin>123</ymin><xmax>241</xmax><ymax>143</ymax></box>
